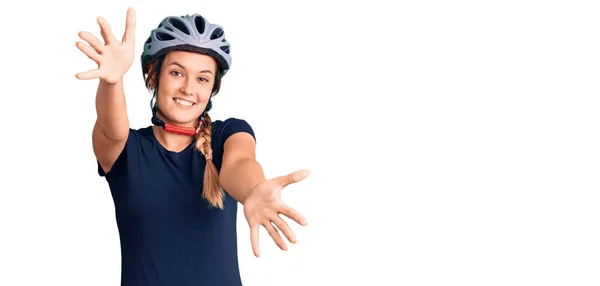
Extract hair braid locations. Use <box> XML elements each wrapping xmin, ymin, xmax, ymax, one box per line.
<box><xmin>195</xmin><ymin>113</ymin><xmax>224</xmax><ymax>209</ymax></box>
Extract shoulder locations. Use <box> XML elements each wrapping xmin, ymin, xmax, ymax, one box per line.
<box><xmin>212</xmin><ymin>117</ymin><xmax>254</xmax><ymax>131</ymax></box>
<box><xmin>132</xmin><ymin>125</ymin><xmax>154</xmax><ymax>137</ymax></box>
<box><xmin>96</xmin><ymin>126</ymin><xmax>154</xmax><ymax>178</ymax></box>
<box><xmin>211</xmin><ymin>117</ymin><xmax>256</xmax><ymax>142</ymax></box>
<box><xmin>121</xmin><ymin>125</ymin><xmax>157</xmax><ymax>150</ymax></box>
<box><xmin>123</xmin><ymin>125</ymin><xmax>155</xmax><ymax>142</ymax></box>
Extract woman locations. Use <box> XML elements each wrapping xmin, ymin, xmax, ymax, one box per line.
<box><xmin>75</xmin><ymin>7</ymin><xmax>309</xmax><ymax>286</ymax></box>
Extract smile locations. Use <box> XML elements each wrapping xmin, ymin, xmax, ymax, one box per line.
<box><xmin>173</xmin><ymin>98</ymin><xmax>196</xmax><ymax>107</ymax></box>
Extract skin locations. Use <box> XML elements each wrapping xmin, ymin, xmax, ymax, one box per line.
<box><xmin>76</xmin><ymin>7</ymin><xmax>310</xmax><ymax>258</ymax></box>
<box><xmin>151</xmin><ymin>50</ymin><xmax>216</xmax><ymax>151</ymax></box>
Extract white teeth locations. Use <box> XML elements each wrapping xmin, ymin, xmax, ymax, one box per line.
<box><xmin>175</xmin><ymin>98</ymin><xmax>194</xmax><ymax>107</ymax></box>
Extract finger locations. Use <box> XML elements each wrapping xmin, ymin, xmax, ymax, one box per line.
<box><xmin>122</xmin><ymin>7</ymin><xmax>136</xmax><ymax>43</ymax></box>
<box><xmin>272</xmin><ymin>215</ymin><xmax>296</xmax><ymax>244</ymax></box>
<box><xmin>78</xmin><ymin>31</ymin><xmax>104</xmax><ymax>53</ymax></box>
<box><xmin>75</xmin><ymin>41</ymin><xmax>102</xmax><ymax>64</ymax></box>
<box><xmin>263</xmin><ymin>221</ymin><xmax>287</xmax><ymax>251</ymax></box>
<box><xmin>97</xmin><ymin>16</ymin><xmax>117</xmax><ymax>44</ymax></box>
<box><xmin>280</xmin><ymin>205</ymin><xmax>307</xmax><ymax>226</ymax></box>
<box><xmin>274</xmin><ymin>169</ymin><xmax>310</xmax><ymax>187</ymax></box>
<box><xmin>75</xmin><ymin>69</ymin><xmax>102</xmax><ymax>80</ymax></box>
<box><xmin>250</xmin><ymin>224</ymin><xmax>260</xmax><ymax>257</ymax></box>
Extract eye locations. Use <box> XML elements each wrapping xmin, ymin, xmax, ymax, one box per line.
<box><xmin>170</xmin><ymin>71</ymin><xmax>183</xmax><ymax>77</ymax></box>
<box><xmin>198</xmin><ymin>77</ymin><xmax>209</xmax><ymax>83</ymax></box>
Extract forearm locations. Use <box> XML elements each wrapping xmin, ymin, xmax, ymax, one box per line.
<box><xmin>220</xmin><ymin>158</ymin><xmax>266</xmax><ymax>204</ymax></box>
<box><xmin>95</xmin><ymin>79</ymin><xmax>129</xmax><ymax>140</ymax></box>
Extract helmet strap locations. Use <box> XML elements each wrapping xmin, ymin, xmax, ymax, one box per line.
<box><xmin>150</xmin><ymin>95</ymin><xmax>211</xmax><ymax>137</ymax></box>
<box><xmin>151</xmin><ymin>103</ymin><xmax>201</xmax><ymax>137</ymax></box>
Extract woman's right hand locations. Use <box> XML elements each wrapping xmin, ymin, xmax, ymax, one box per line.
<box><xmin>75</xmin><ymin>7</ymin><xmax>136</xmax><ymax>85</ymax></box>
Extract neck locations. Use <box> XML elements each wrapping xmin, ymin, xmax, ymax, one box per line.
<box><xmin>152</xmin><ymin>125</ymin><xmax>195</xmax><ymax>152</ymax></box>
<box><xmin>152</xmin><ymin>112</ymin><xmax>199</xmax><ymax>152</ymax></box>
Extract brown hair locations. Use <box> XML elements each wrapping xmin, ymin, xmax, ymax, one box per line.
<box><xmin>144</xmin><ymin>53</ymin><xmax>226</xmax><ymax>209</ymax></box>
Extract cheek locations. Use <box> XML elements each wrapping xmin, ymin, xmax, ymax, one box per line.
<box><xmin>157</xmin><ymin>81</ymin><xmax>179</xmax><ymax>99</ymax></box>
<box><xmin>196</xmin><ymin>85</ymin><xmax>213</xmax><ymax>100</ymax></box>
<box><xmin>157</xmin><ymin>88</ymin><xmax>170</xmax><ymax>102</ymax></box>
<box><xmin>159</xmin><ymin>78</ymin><xmax>178</xmax><ymax>92</ymax></box>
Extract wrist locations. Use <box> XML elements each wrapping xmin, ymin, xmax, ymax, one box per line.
<box><xmin>100</xmin><ymin>77</ymin><xmax>123</xmax><ymax>86</ymax></box>
<box><xmin>240</xmin><ymin>180</ymin><xmax>264</xmax><ymax>205</ymax></box>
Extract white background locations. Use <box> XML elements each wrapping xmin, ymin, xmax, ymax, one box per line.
<box><xmin>1</xmin><ymin>0</ymin><xmax>599</xmax><ymax>285</ymax></box>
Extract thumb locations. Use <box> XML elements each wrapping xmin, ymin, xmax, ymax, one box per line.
<box><xmin>274</xmin><ymin>169</ymin><xmax>310</xmax><ymax>187</ymax></box>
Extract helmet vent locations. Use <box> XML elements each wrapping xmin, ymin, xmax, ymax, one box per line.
<box><xmin>220</xmin><ymin>45</ymin><xmax>230</xmax><ymax>54</ymax></box>
<box><xmin>156</xmin><ymin>32</ymin><xmax>175</xmax><ymax>41</ymax></box>
<box><xmin>210</xmin><ymin>28</ymin><xmax>223</xmax><ymax>40</ymax></box>
<box><xmin>168</xmin><ymin>17</ymin><xmax>190</xmax><ymax>35</ymax></box>
<box><xmin>194</xmin><ymin>16</ymin><xmax>206</xmax><ymax>34</ymax></box>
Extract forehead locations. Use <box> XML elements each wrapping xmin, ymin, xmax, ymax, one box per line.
<box><xmin>164</xmin><ymin>50</ymin><xmax>217</xmax><ymax>71</ymax></box>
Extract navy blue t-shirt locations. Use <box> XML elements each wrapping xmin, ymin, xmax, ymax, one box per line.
<box><xmin>97</xmin><ymin>118</ymin><xmax>255</xmax><ymax>286</ymax></box>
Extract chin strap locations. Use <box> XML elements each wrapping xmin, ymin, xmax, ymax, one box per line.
<box><xmin>164</xmin><ymin>122</ymin><xmax>201</xmax><ymax>136</ymax></box>
<box><xmin>151</xmin><ymin>110</ymin><xmax>201</xmax><ymax>137</ymax></box>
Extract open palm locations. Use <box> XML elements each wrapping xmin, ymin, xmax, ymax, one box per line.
<box><xmin>75</xmin><ymin>7</ymin><xmax>136</xmax><ymax>84</ymax></box>
<box><xmin>243</xmin><ymin>169</ymin><xmax>310</xmax><ymax>257</ymax></box>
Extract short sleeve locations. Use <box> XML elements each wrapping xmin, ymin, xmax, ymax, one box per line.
<box><xmin>96</xmin><ymin>128</ymin><xmax>139</xmax><ymax>178</ymax></box>
<box><xmin>217</xmin><ymin>118</ymin><xmax>256</xmax><ymax>144</ymax></box>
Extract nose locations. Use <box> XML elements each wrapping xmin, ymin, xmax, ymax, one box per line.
<box><xmin>180</xmin><ymin>77</ymin><xmax>195</xmax><ymax>96</ymax></box>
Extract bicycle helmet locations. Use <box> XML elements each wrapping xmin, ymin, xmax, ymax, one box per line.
<box><xmin>141</xmin><ymin>13</ymin><xmax>231</xmax><ymax>75</ymax></box>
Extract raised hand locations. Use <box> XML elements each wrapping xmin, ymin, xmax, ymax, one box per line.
<box><xmin>75</xmin><ymin>7</ymin><xmax>136</xmax><ymax>84</ymax></box>
<box><xmin>243</xmin><ymin>169</ymin><xmax>310</xmax><ymax>257</ymax></box>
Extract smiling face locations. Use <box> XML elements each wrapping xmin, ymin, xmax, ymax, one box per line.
<box><xmin>154</xmin><ymin>50</ymin><xmax>218</xmax><ymax>127</ymax></box>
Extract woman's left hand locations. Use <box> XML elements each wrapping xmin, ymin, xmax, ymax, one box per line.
<box><xmin>243</xmin><ymin>169</ymin><xmax>310</xmax><ymax>257</ymax></box>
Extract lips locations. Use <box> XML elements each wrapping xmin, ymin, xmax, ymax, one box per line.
<box><xmin>173</xmin><ymin>98</ymin><xmax>196</xmax><ymax>107</ymax></box>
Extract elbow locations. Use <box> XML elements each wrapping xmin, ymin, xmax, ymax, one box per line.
<box><xmin>103</xmin><ymin>129</ymin><xmax>129</xmax><ymax>142</ymax></box>
<box><xmin>218</xmin><ymin>159</ymin><xmax>246</xmax><ymax>190</ymax></box>
<box><xmin>95</xmin><ymin>120</ymin><xmax>129</xmax><ymax>141</ymax></box>
<box><xmin>218</xmin><ymin>166</ymin><xmax>233</xmax><ymax>191</ymax></box>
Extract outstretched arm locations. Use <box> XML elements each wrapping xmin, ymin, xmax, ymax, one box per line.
<box><xmin>76</xmin><ymin>8</ymin><xmax>137</xmax><ymax>174</ymax></box>
<box><xmin>219</xmin><ymin>132</ymin><xmax>265</xmax><ymax>204</ymax></box>
<box><xmin>219</xmin><ymin>132</ymin><xmax>310</xmax><ymax>257</ymax></box>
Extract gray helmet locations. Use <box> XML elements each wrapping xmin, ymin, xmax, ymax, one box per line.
<box><xmin>141</xmin><ymin>13</ymin><xmax>231</xmax><ymax>76</ymax></box>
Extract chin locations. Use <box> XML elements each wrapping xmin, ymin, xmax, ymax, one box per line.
<box><xmin>163</xmin><ymin>107</ymin><xmax>201</xmax><ymax>125</ymax></box>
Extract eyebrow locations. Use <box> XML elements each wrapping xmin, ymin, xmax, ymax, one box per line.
<box><xmin>168</xmin><ymin>61</ymin><xmax>214</xmax><ymax>75</ymax></box>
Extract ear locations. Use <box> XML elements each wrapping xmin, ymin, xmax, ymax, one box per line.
<box><xmin>144</xmin><ymin>60</ymin><xmax>161</xmax><ymax>90</ymax></box>
<box><xmin>147</xmin><ymin>72</ymin><xmax>157</xmax><ymax>90</ymax></box>
<box><xmin>148</xmin><ymin>73</ymin><xmax>156</xmax><ymax>89</ymax></box>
